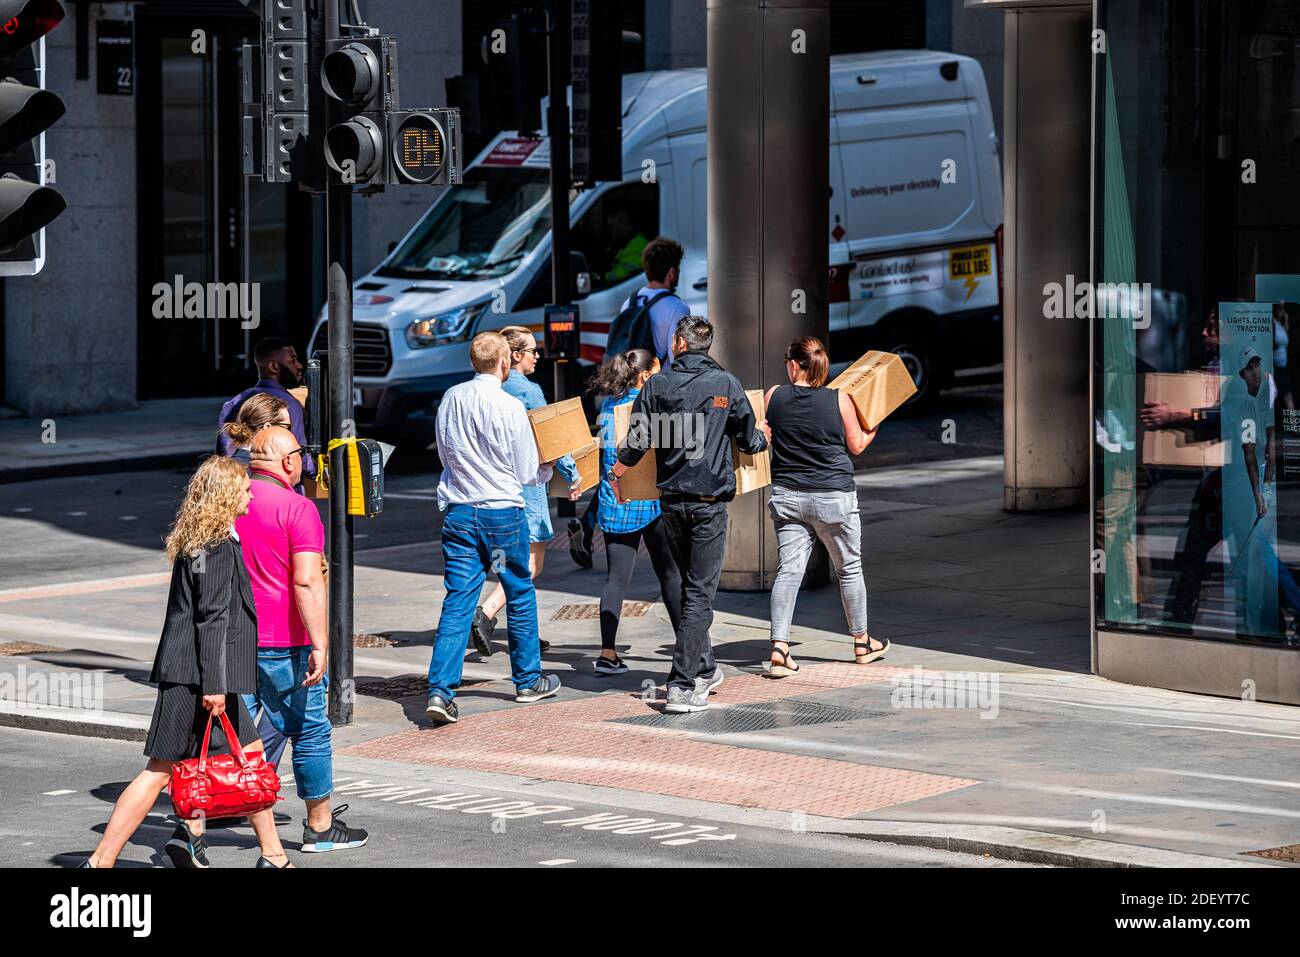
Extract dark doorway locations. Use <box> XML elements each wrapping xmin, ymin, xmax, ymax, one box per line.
<box><xmin>135</xmin><ymin>5</ymin><xmax>322</xmax><ymax>399</ymax></box>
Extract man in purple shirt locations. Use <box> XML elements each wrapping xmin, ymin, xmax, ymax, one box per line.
<box><xmin>217</xmin><ymin>338</ymin><xmax>315</xmax><ymax>478</ymax></box>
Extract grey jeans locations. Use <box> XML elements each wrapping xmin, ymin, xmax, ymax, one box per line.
<box><xmin>767</xmin><ymin>484</ymin><xmax>868</xmax><ymax>642</ymax></box>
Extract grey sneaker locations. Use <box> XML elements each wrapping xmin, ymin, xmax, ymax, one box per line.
<box><xmin>425</xmin><ymin>693</ymin><xmax>458</xmax><ymax>725</ymax></box>
<box><xmin>664</xmin><ymin>684</ymin><xmax>709</xmax><ymax>714</ymax></box>
<box><xmin>515</xmin><ymin>674</ymin><xmax>561</xmax><ymax>703</ymax></box>
<box><xmin>702</xmin><ymin>668</ymin><xmax>724</xmax><ymax>695</ymax></box>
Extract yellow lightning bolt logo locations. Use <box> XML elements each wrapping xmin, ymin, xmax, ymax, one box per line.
<box><xmin>962</xmin><ymin>275</ymin><xmax>979</xmax><ymax>302</ymax></box>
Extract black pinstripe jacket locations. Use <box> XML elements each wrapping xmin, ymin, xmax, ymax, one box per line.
<box><xmin>150</xmin><ymin>538</ymin><xmax>259</xmax><ymax>695</ymax></box>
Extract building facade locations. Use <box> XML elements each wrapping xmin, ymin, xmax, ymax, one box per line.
<box><xmin>1</xmin><ymin>0</ymin><xmax>1002</xmax><ymax>415</ymax></box>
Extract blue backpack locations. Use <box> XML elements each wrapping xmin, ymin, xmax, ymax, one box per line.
<box><xmin>605</xmin><ymin>289</ymin><xmax>677</xmax><ymax>360</ymax></box>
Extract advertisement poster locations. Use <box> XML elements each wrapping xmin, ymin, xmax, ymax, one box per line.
<box><xmin>1255</xmin><ymin>275</ymin><xmax>1300</xmax><ymax>477</ymax></box>
<box><xmin>1219</xmin><ymin>302</ymin><xmax>1279</xmax><ymax>637</ymax></box>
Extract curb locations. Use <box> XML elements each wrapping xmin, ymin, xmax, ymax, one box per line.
<box><xmin>0</xmin><ymin>704</ymin><xmax>149</xmax><ymax>742</ymax></box>
<box><xmin>0</xmin><ymin>451</ymin><xmax>207</xmax><ymax>485</ymax></box>
<box><xmin>819</xmin><ymin>821</ymin><xmax>1274</xmax><ymax>869</ymax></box>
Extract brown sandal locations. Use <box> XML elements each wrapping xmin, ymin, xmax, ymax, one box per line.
<box><xmin>854</xmin><ymin>635</ymin><xmax>889</xmax><ymax>664</ymax></box>
<box><xmin>768</xmin><ymin>642</ymin><xmax>800</xmax><ymax>678</ymax></box>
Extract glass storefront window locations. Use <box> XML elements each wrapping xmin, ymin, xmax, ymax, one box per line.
<box><xmin>1095</xmin><ymin>0</ymin><xmax>1300</xmax><ymax>649</ymax></box>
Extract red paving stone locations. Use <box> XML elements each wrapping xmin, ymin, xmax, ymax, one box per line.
<box><xmin>343</xmin><ymin>662</ymin><xmax>980</xmax><ymax>818</ymax></box>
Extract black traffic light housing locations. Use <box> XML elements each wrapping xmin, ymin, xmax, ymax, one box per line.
<box><xmin>0</xmin><ymin>0</ymin><xmax>65</xmax><ymax>275</ymax></box>
<box><xmin>321</xmin><ymin>34</ymin><xmax>396</xmax><ymax>185</ymax></box>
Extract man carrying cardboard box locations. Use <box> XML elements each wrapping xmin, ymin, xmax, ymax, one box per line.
<box><xmin>608</xmin><ymin>316</ymin><xmax>770</xmax><ymax>714</ymax></box>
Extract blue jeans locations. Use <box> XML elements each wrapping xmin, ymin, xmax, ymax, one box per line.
<box><xmin>241</xmin><ymin>646</ymin><xmax>333</xmax><ymax>802</ymax></box>
<box><xmin>428</xmin><ymin>505</ymin><xmax>542</xmax><ymax>700</ymax></box>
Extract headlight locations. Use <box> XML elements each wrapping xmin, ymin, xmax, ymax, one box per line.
<box><xmin>406</xmin><ymin>301</ymin><xmax>490</xmax><ymax>349</ymax></box>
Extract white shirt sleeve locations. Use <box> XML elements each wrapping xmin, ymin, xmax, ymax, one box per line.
<box><xmin>511</xmin><ymin>402</ymin><xmax>552</xmax><ymax>487</ymax></box>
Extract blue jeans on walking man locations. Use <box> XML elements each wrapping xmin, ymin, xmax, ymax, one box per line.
<box><xmin>241</xmin><ymin>645</ymin><xmax>333</xmax><ymax>802</ymax></box>
<box><xmin>428</xmin><ymin>505</ymin><xmax>542</xmax><ymax>700</ymax></box>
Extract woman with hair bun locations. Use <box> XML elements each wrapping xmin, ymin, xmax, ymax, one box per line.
<box><xmin>220</xmin><ymin>393</ymin><xmax>292</xmax><ymax>465</ymax></box>
<box><xmin>762</xmin><ymin>336</ymin><xmax>884</xmax><ymax>677</ymax></box>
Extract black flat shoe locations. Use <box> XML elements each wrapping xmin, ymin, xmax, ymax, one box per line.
<box><xmin>470</xmin><ymin>607</ymin><xmax>496</xmax><ymax>657</ymax></box>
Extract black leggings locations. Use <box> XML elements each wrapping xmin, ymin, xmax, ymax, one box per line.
<box><xmin>601</xmin><ymin>517</ymin><xmax>683</xmax><ymax>650</ymax></box>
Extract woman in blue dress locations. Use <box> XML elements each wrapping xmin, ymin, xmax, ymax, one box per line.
<box><xmin>587</xmin><ymin>348</ymin><xmax>682</xmax><ymax>674</ymax></box>
<box><xmin>471</xmin><ymin>326</ymin><xmax>583</xmax><ymax>655</ymax></box>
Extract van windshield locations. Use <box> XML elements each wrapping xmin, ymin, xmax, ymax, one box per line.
<box><xmin>377</xmin><ymin>166</ymin><xmax>566</xmax><ymax>281</ymax></box>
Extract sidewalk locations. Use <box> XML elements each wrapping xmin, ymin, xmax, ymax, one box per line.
<box><xmin>0</xmin><ymin>398</ymin><xmax>218</xmax><ymax>483</ymax></box>
<box><xmin>3</xmin><ymin>453</ymin><xmax>1297</xmax><ymax>867</ymax></box>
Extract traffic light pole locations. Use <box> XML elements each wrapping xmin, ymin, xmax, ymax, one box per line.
<box><xmin>546</xmin><ymin>0</ymin><xmax>576</xmax><ymax>517</ymax></box>
<box><xmin>325</xmin><ymin>0</ymin><xmax>354</xmax><ymax>725</ymax></box>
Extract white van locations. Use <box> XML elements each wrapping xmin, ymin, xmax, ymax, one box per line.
<box><xmin>311</xmin><ymin>50</ymin><xmax>1003</xmax><ymax>444</ymax></box>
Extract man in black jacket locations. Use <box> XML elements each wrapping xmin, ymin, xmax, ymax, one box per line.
<box><xmin>608</xmin><ymin>316</ymin><xmax>770</xmax><ymax>713</ymax></box>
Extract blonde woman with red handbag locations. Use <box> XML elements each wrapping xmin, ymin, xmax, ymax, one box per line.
<box><xmin>82</xmin><ymin>456</ymin><xmax>290</xmax><ymax>869</ymax></box>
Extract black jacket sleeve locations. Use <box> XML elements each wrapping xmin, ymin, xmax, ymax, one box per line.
<box><xmin>726</xmin><ymin>377</ymin><xmax>768</xmax><ymax>455</ymax></box>
<box><xmin>616</xmin><ymin>378</ymin><xmax>656</xmax><ymax>468</ymax></box>
<box><xmin>193</xmin><ymin>542</ymin><xmax>232</xmax><ymax>696</ymax></box>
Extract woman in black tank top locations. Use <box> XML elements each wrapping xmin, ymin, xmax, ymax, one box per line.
<box><xmin>762</xmin><ymin>337</ymin><xmax>888</xmax><ymax>677</ymax></box>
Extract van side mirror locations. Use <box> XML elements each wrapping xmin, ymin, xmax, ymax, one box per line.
<box><xmin>570</xmin><ymin>250</ymin><xmax>591</xmax><ymax>299</ymax></box>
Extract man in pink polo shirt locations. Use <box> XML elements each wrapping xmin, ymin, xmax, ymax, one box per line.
<box><xmin>236</xmin><ymin>426</ymin><xmax>367</xmax><ymax>857</ymax></box>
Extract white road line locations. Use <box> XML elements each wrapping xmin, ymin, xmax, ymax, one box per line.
<box><xmin>1114</xmin><ymin>721</ymin><xmax>1300</xmax><ymax>742</ymax></box>
<box><xmin>43</xmin><ymin>789</ymin><xmax>75</xmax><ymax>796</ymax></box>
<box><xmin>1144</xmin><ymin>768</ymin><xmax>1300</xmax><ymax>791</ymax></box>
<box><xmin>1007</xmin><ymin>782</ymin><xmax>1300</xmax><ymax>820</ymax></box>
<box><xmin>538</xmin><ymin>859</ymin><xmax>576</xmax><ymax>866</ymax></box>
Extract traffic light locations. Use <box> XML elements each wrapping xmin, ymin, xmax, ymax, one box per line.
<box><xmin>241</xmin><ymin>0</ymin><xmax>312</xmax><ymax>184</ymax></box>
<box><xmin>572</xmin><ymin>0</ymin><xmax>622</xmax><ymax>185</ymax></box>
<box><xmin>321</xmin><ymin>33</ymin><xmax>460</xmax><ymax>187</ymax></box>
<box><xmin>321</xmin><ymin>35</ymin><xmax>395</xmax><ymax>184</ymax></box>
<box><xmin>0</xmin><ymin>0</ymin><xmax>66</xmax><ymax>276</ymax></box>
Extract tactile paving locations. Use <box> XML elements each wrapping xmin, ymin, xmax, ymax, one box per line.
<box><xmin>343</xmin><ymin>662</ymin><xmax>979</xmax><ymax>818</ymax></box>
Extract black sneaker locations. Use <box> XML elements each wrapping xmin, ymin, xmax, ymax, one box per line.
<box><xmin>164</xmin><ymin>823</ymin><xmax>209</xmax><ymax>869</ymax></box>
<box><xmin>301</xmin><ymin>804</ymin><xmax>368</xmax><ymax>853</ymax></box>
<box><xmin>515</xmin><ymin>674</ymin><xmax>561</xmax><ymax>703</ymax></box>
<box><xmin>568</xmin><ymin>519</ymin><xmax>593</xmax><ymax>569</ymax></box>
<box><xmin>426</xmin><ymin>693</ymin><xmax>458</xmax><ymax>725</ymax></box>
<box><xmin>594</xmin><ymin>654</ymin><xmax>628</xmax><ymax>675</ymax></box>
<box><xmin>470</xmin><ymin>607</ymin><xmax>496</xmax><ymax>657</ymax></box>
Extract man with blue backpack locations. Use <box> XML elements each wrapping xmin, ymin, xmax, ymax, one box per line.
<box><xmin>569</xmin><ymin>236</ymin><xmax>692</xmax><ymax>568</ymax></box>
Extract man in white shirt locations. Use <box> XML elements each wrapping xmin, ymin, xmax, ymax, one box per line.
<box><xmin>426</xmin><ymin>332</ymin><xmax>562</xmax><ymax>725</ymax></box>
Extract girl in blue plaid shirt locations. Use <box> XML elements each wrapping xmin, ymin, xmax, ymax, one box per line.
<box><xmin>589</xmin><ymin>349</ymin><xmax>683</xmax><ymax>674</ymax></box>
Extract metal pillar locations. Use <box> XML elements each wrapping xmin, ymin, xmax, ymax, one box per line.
<box><xmin>708</xmin><ymin>0</ymin><xmax>830</xmax><ymax>591</ymax></box>
<box><xmin>987</xmin><ymin>0</ymin><xmax>1093</xmax><ymax>511</ymax></box>
<box><xmin>325</xmin><ymin>0</ymin><xmax>354</xmax><ymax>725</ymax></box>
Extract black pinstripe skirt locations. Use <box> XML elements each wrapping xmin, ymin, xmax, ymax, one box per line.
<box><xmin>143</xmin><ymin>683</ymin><xmax>260</xmax><ymax>762</ymax></box>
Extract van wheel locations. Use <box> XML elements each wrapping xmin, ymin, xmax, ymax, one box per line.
<box><xmin>878</xmin><ymin>337</ymin><xmax>945</xmax><ymax>407</ymax></box>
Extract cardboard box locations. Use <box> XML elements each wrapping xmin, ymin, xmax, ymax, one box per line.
<box><xmin>527</xmin><ymin>397</ymin><xmax>592</xmax><ymax>463</ymax></box>
<box><xmin>1140</xmin><ymin>372</ymin><xmax>1228</xmax><ymax>468</ymax></box>
<box><xmin>732</xmin><ymin>389</ymin><xmax>771</xmax><ymax>495</ymax></box>
<box><xmin>288</xmin><ymin>386</ymin><xmax>308</xmax><ymax>408</ymax></box>
<box><xmin>612</xmin><ymin>401</ymin><xmax>660</xmax><ymax>501</ymax></box>
<box><xmin>549</xmin><ymin>438</ymin><xmax>600</xmax><ymax>496</ymax></box>
<box><xmin>828</xmin><ymin>350</ymin><xmax>918</xmax><ymax>431</ymax></box>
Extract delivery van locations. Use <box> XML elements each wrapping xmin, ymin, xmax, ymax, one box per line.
<box><xmin>310</xmin><ymin>49</ymin><xmax>1003</xmax><ymax>445</ymax></box>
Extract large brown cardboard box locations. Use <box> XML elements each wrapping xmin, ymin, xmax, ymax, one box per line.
<box><xmin>1140</xmin><ymin>372</ymin><xmax>1227</xmax><ymax>468</ymax></box>
<box><xmin>828</xmin><ymin>350</ymin><xmax>918</xmax><ymax>431</ymax></box>
<box><xmin>732</xmin><ymin>389</ymin><xmax>771</xmax><ymax>495</ymax></box>
<box><xmin>548</xmin><ymin>438</ymin><xmax>600</xmax><ymax>496</ymax></box>
<box><xmin>527</xmin><ymin>397</ymin><xmax>592</xmax><ymax>463</ymax></box>
<box><xmin>612</xmin><ymin>401</ymin><xmax>660</xmax><ymax>501</ymax></box>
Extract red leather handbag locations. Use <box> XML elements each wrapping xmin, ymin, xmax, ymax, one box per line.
<box><xmin>169</xmin><ymin>711</ymin><xmax>282</xmax><ymax>821</ymax></box>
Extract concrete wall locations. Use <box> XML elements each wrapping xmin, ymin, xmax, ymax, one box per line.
<box><xmin>351</xmin><ymin>0</ymin><xmax>462</xmax><ymax>273</ymax></box>
<box><xmin>4</xmin><ymin>21</ymin><xmax>138</xmax><ymax>416</ymax></box>
<box><xmin>645</xmin><ymin>0</ymin><xmax>707</xmax><ymax>70</ymax></box>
